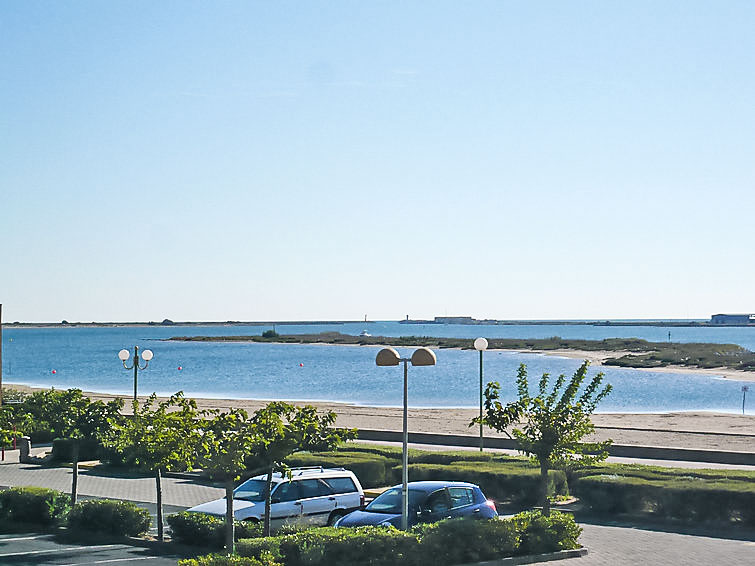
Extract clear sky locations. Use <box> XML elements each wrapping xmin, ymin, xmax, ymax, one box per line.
<box><xmin>2</xmin><ymin>1</ymin><xmax>754</xmax><ymax>323</ymax></box>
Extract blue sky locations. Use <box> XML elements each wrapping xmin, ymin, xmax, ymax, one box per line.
<box><xmin>2</xmin><ymin>1</ymin><xmax>754</xmax><ymax>322</ymax></box>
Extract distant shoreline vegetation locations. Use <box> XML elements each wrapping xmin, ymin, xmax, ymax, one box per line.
<box><xmin>168</xmin><ymin>333</ymin><xmax>755</xmax><ymax>373</ymax></box>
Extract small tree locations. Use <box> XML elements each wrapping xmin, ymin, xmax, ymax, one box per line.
<box><xmin>199</xmin><ymin>408</ymin><xmax>258</xmax><ymax>554</ymax></box>
<box><xmin>476</xmin><ymin>361</ymin><xmax>612</xmax><ymax>515</ymax></box>
<box><xmin>247</xmin><ymin>402</ymin><xmax>356</xmax><ymax>536</ymax></box>
<box><xmin>107</xmin><ymin>392</ymin><xmax>201</xmax><ymax>540</ymax></box>
<box><xmin>56</xmin><ymin>390</ymin><xmax>124</xmax><ymax>505</ymax></box>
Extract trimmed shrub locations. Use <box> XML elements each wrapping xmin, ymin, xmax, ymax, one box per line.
<box><xmin>403</xmin><ymin>462</ymin><xmax>568</xmax><ymax>505</ymax></box>
<box><xmin>418</xmin><ymin>518</ymin><xmax>520</xmax><ymax>565</ymax></box>
<box><xmin>238</xmin><ymin>526</ymin><xmax>421</xmax><ymax>566</ymax></box>
<box><xmin>167</xmin><ymin>512</ymin><xmax>263</xmax><ymax>547</ymax></box>
<box><xmin>67</xmin><ymin>499</ymin><xmax>151</xmax><ymax>537</ymax></box>
<box><xmin>51</xmin><ymin>438</ymin><xmax>102</xmax><ymax>462</ymax></box>
<box><xmin>573</xmin><ymin>472</ymin><xmax>755</xmax><ymax>525</ymax></box>
<box><xmin>511</xmin><ymin>510</ymin><xmax>582</xmax><ymax>555</ymax></box>
<box><xmin>285</xmin><ymin>451</ymin><xmax>391</xmax><ymax>488</ymax></box>
<box><xmin>179</xmin><ymin>553</ymin><xmax>281</xmax><ymax>566</ymax></box>
<box><xmin>237</xmin><ymin>513</ymin><xmax>580</xmax><ymax>565</ymax></box>
<box><xmin>0</xmin><ymin>487</ymin><xmax>70</xmax><ymax>526</ymax></box>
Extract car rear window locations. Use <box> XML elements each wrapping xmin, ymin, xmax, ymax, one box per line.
<box><xmin>448</xmin><ymin>487</ymin><xmax>474</xmax><ymax>508</ymax></box>
<box><xmin>322</xmin><ymin>477</ymin><xmax>358</xmax><ymax>494</ymax></box>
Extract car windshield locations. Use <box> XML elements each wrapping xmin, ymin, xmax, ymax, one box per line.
<box><xmin>233</xmin><ymin>479</ymin><xmax>268</xmax><ymax>502</ymax></box>
<box><xmin>365</xmin><ymin>488</ymin><xmax>427</xmax><ymax>514</ymax></box>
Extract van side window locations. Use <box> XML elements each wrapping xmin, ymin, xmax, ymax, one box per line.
<box><xmin>322</xmin><ymin>477</ymin><xmax>358</xmax><ymax>494</ymax></box>
<box><xmin>297</xmin><ymin>479</ymin><xmax>332</xmax><ymax>499</ymax></box>
<box><xmin>273</xmin><ymin>481</ymin><xmax>301</xmax><ymax>502</ymax></box>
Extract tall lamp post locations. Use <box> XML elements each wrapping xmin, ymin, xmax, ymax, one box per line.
<box><xmin>376</xmin><ymin>346</ymin><xmax>436</xmax><ymax>530</ymax></box>
<box><xmin>474</xmin><ymin>337</ymin><xmax>488</xmax><ymax>451</ymax></box>
<box><xmin>118</xmin><ymin>346</ymin><xmax>153</xmax><ymax>402</ymax></box>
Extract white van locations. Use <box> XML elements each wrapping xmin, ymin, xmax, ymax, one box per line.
<box><xmin>187</xmin><ymin>467</ymin><xmax>364</xmax><ymax>529</ymax></box>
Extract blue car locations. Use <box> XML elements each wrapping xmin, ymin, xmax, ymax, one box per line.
<box><xmin>335</xmin><ymin>481</ymin><xmax>498</xmax><ymax>528</ymax></box>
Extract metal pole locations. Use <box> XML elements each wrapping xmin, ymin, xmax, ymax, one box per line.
<box><xmin>479</xmin><ymin>349</ymin><xmax>484</xmax><ymax>452</ymax></box>
<box><xmin>401</xmin><ymin>358</ymin><xmax>409</xmax><ymax>531</ymax></box>
<box><xmin>133</xmin><ymin>346</ymin><xmax>140</xmax><ymax>402</ymax></box>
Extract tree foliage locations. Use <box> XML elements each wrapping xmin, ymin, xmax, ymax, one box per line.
<box><xmin>106</xmin><ymin>392</ymin><xmax>201</xmax><ymax>540</ymax></box>
<box><xmin>199</xmin><ymin>408</ymin><xmax>258</xmax><ymax>553</ymax></box>
<box><xmin>246</xmin><ymin>402</ymin><xmax>356</xmax><ymax>536</ymax></box>
<box><xmin>477</xmin><ymin>361</ymin><xmax>612</xmax><ymax>514</ymax></box>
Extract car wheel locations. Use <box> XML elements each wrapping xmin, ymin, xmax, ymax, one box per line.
<box><xmin>327</xmin><ymin>510</ymin><xmax>346</xmax><ymax>526</ymax></box>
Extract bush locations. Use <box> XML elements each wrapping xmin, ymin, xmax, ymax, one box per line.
<box><xmin>0</xmin><ymin>487</ymin><xmax>70</xmax><ymax>526</ymax></box>
<box><xmin>238</xmin><ymin>526</ymin><xmax>421</xmax><ymax>566</ymax></box>
<box><xmin>418</xmin><ymin>518</ymin><xmax>520</xmax><ymax>565</ymax></box>
<box><xmin>236</xmin><ymin>514</ymin><xmax>580</xmax><ymax>565</ymax></box>
<box><xmin>51</xmin><ymin>438</ymin><xmax>102</xmax><ymax>462</ymax></box>
<box><xmin>573</xmin><ymin>470</ymin><xmax>755</xmax><ymax>525</ymax></box>
<box><xmin>285</xmin><ymin>451</ymin><xmax>391</xmax><ymax>488</ymax></box>
<box><xmin>403</xmin><ymin>462</ymin><xmax>568</xmax><ymax>505</ymax></box>
<box><xmin>179</xmin><ymin>553</ymin><xmax>281</xmax><ymax>566</ymax></box>
<box><xmin>67</xmin><ymin>499</ymin><xmax>151</xmax><ymax>537</ymax></box>
<box><xmin>167</xmin><ymin>512</ymin><xmax>263</xmax><ymax>547</ymax></box>
<box><xmin>511</xmin><ymin>510</ymin><xmax>582</xmax><ymax>555</ymax></box>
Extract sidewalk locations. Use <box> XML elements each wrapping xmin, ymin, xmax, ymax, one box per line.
<box><xmin>1</xmin><ymin>450</ymin><xmax>753</xmax><ymax>565</ymax></box>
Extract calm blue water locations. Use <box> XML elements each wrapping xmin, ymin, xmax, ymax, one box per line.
<box><xmin>1</xmin><ymin>322</ymin><xmax>752</xmax><ymax>414</ymax></box>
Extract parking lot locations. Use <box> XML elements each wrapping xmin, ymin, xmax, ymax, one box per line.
<box><xmin>0</xmin><ymin>533</ymin><xmax>188</xmax><ymax>566</ymax></box>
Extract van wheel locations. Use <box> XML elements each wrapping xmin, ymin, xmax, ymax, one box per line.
<box><xmin>327</xmin><ymin>510</ymin><xmax>346</xmax><ymax>526</ymax></box>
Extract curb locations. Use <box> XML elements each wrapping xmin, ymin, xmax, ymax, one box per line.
<box><xmin>458</xmin><ymin>548</ymin><xmax>589</xmax><ymax>565</ymax></box>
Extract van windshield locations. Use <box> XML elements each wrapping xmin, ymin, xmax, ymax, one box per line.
<box><xmin>233</xmin><ymin>479</ymin><xmax>268</xmax><ymax>502</ymax></box>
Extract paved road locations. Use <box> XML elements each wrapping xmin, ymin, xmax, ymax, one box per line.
<box><xmin>578</xmin><ymin>523</ymin><xmax>755</xmax><ymax>565</ymax></box>
<box><xmin>2</xmin><ymin>454</ymin><xmax>754</xmax><ymax>565</ymax></box>
<box><xmin>0</xmin><ymin>533</ymin><xmax>189</xmax><ymax>566</ymax></box>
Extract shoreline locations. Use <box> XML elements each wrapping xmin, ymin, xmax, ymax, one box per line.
<box><xmin>6</xmin><ymin>382</ymin><xmax>755</xmax><ymax>453</ymax></box>
<box><xmin>528</xmin><ymin>348</ymin><xmax>755</xmax><ymax>382</ymax></box>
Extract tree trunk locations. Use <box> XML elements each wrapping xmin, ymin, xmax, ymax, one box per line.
<box><xmin>263</xmin><ymin>467</ymin><xmax>274</xmax><ymax>537</ymax></box>
<box><xmin>540</xmin><ymin>460</ymin><xmax>551</xmax><ymax>516</ymax></box>
<box><xmin>156</xmin><ymin>468</ymin><xmax>164</xmax><ymax>541</ymax></box>
<box><xmin>225</xmin><ymin>479</ymin><xmax>235</xmax><ymax>554</ymax></box>
<box><xmin>70</xmin><ymin>440</ymin><xmax>80</xmax><ymax>507</ymax></box>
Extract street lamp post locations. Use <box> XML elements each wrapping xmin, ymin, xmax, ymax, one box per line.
<box><xmin>474</xmin><ymin>337</ymin><xmax>488</xmax><ymax>451</ymax></box>
<box><xmin>118</xmin><ymin>346</ymin><xmax>153</xmax><ymax>402</ymax></box>
<box><xmin>376</xmin><ymin>346</ymin><xmax>436</xmax><ymax>530</ymax></box>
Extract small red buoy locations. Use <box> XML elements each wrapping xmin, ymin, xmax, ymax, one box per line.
<box><xmin>299</xmin><ymin>363</ymin><xmax>303</xmax><ymax>367</ymax></box>
<box><xmin>51</xmin><ymin>369</ymin><xmax>57</xmax><ymax>374</ymax></box>
<box><xmin>177</xmin><ymin>366</ymin><xmax>183</xmax><ymax>371</ymax></box>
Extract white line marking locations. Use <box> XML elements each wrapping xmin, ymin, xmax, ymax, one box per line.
<box><xmin>0</xmin><ymin>543</ymin><xmax>122</xmax><ymax>557</ymax></box>
<box><xmin>0</xmin><ymin>534</ymin><xmax>51</xmax><ymax>541</ymax></box>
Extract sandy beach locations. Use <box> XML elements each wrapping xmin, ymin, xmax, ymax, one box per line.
<box><xmin>7</xmin><ymin>382</ymin><xmax>755</xmax><ymax>454</ymax></box>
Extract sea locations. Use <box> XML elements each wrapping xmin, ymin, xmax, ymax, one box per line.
<box><xmin>2</xmin><ymin>321</ymin><xmax>754</xmax><ymax>414</ymax></box>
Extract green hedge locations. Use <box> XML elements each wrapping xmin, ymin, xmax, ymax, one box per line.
<box><xmin>236</xmin><ymin>511</ymin><xmax>581</xmax><ymax>566</ymax></box>
<box><xmin>238</xmin><ymin>526</ymin><xmax>421</xmax><ymax>566</ymax></box>
<box><xmin>402</xmin><ymin>462</ymin><xmax>568</xmax><ymax>505</ymax></box>
<box><xmin>168</xmin><ymin>512</ymin><xmax>263</xmax><ymax>547</ymax></box>
<box><xmin>67</xmin><ymin>499</ymin><xmax>151</xmax><ymax>537</ymax></box>
<box><xmin>180</xmin><ymin>553</ymin><xmax>281</xmax><ymax>566</ymax></box>
<box><xmin>0</xmin><ymin>487</ymin><xmax>70</xmax><ymax>526</ymax></box>
<box><xmin>51</xmin><ymin>438</ymin><xmax>103</xmax><ymax>462</ymax></box>
<box><xmin>285</xmin><ymin>452</ymin><xmax>391</xmax><ymax>488</ymax></box>
<box><xmin>573</xmin><ymin>472</ymin><xmax>755</xmax><ymax>525</ymax></box>
<box><xmin>511</xmin><ymin>510</ymin><xmax>582</xmax><ymax>555</ymax></box>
